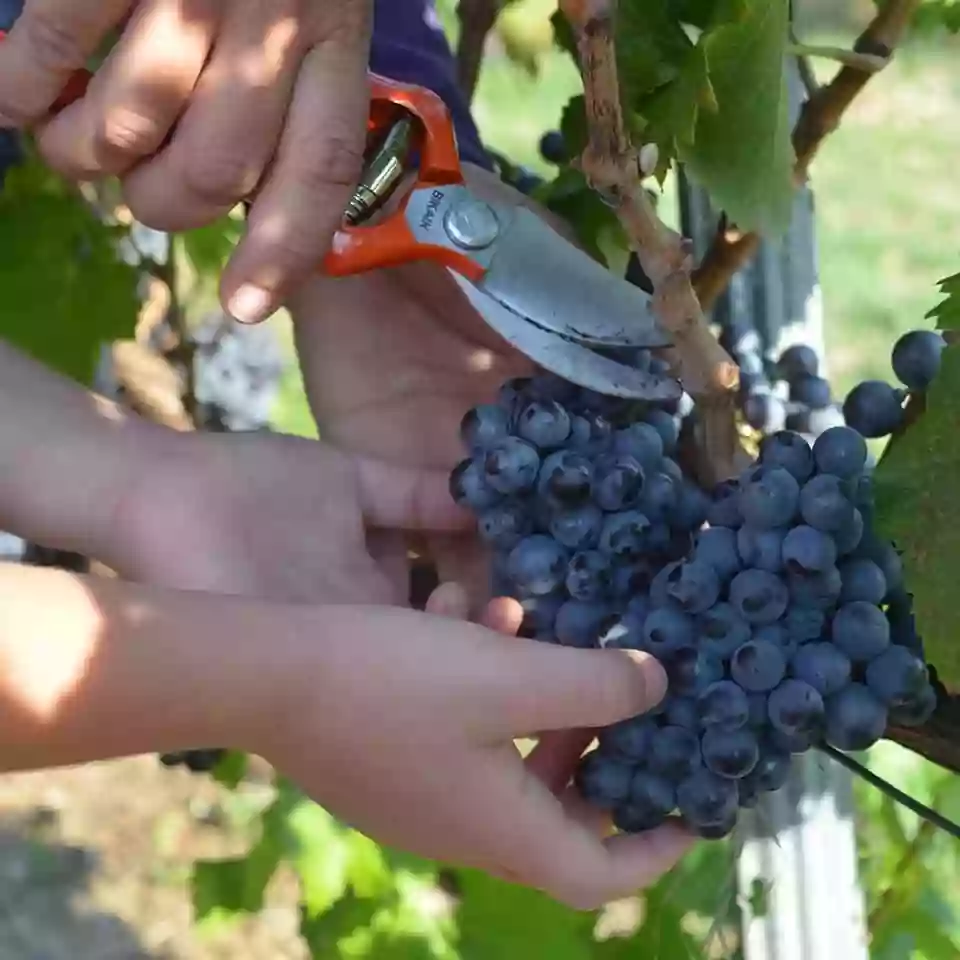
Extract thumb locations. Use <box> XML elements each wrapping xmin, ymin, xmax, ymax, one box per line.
<box><xmin>493</xmin><ymin>643</ymin><xmax>668</xmax><ymax>737</ymax></box>
<box><xmin>355</xmin><ymin>455</ymin><xmax>474</xmax><ymax>533</ymax></box>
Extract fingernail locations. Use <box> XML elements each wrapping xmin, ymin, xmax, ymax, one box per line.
<box><xmin>623</xmin><ymin>650</ymin><xmax>668</xmax><ymax>706</ymax></box>
<box><xmin>227</xmin><ymin>285</ymin><xmax>273</xmax><ymax>325</ymax></box>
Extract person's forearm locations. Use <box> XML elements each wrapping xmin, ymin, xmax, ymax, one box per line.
<box><xmin>0</xmin><ymin>562</ymin><xmax>290</xmax><ymax>771</ymax></box>
<box><xmin>0</xmin><ymin>341</ymin><xmax>165</xmax><ymax>558</ymax></box>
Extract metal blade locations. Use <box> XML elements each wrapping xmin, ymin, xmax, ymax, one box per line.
<box><xmin>477</xmin><ymin>206</ymin><xmax>672</xmax><ymax>349</ymax></box>
<box><xmin>402</xmin><ymin>184</ymin><xmax>670</xmax><ymax>349</ymax></box>
<box><xmin>449</xmin><ymin>271</ymin><xmax>682</xmax><ymax>402</ymax></box>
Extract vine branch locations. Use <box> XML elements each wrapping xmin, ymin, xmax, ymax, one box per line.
<box><xmin>693</xmin><ymin>0</ymin><xmax>922</xmax><ymax>313</ymax></box>
<box><xmin>558</xmin><ymin>0</ymin><xmax>745</xmax><ymax>484</ymax></box>
<box><xmin>456</xmin><ymin>0</ymin><xmax>501</xmax><ymax>104</ymax></box>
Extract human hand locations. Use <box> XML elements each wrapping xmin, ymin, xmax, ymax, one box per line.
<box><xmin>0</xmin><ymin>0</ymin><xmax>372</xmax><ymax>324</ymax></box>
<box><xmin>289</xmin><ymin>164</ymin><xmax>556</xmax><ymax>606</ymax></box>
<box><xmin>105</xmin><ymin>426</ymin><xmax>469</xmax><ymax>604</ymax></box>
<box><xmin>260</xmin><ymin>595</ymin><xmax>690</xmax><ymax>908</ymax></box>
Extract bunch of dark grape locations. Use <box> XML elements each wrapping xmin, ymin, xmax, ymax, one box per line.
<box><xmin>842</xmin><ymin>328</ymin><xmax>946</xmax><ymax>439</ymax></box>
<box><xmin>740</xmin><ymin>342</ymin><xmax>845</xmax><ymax>442</ymax></box>
<box><xmin>452</xmin><ymin>371</ymin><xmax>937</xmax><ymax>841</ymax></box>
<box><xmin>451</xmin><ymin>365</ymin><xmax>706</xmax><ymax>648</ymax></box>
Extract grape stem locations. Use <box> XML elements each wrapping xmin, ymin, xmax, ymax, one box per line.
<box><xmin>456</xmin><ymin>0</ymin><xmax>502</xmax><ymax>104</ymax></box>
<box><xmin>692</xmin><ymin>0</ymin><xmax>922</xmax><ymax>313</ymax></box>
<box><xmin>558</xmin><ymin>0</ymin><xmax>747</xmax><ymax>486</ymax></box>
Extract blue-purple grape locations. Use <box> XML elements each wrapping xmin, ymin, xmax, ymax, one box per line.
<box><xmin>831</xmin><ymin>601</ymin><xmax>890</xmax><ymax>662</ymax></box>
<box><xmin>701</xmin><ymin>727</ymin><xmax>760</xmax><ymax>780</ymax></box>
<box><xmin>730</xmin><ymin>640</ymin><xmax>787</xmax><ymax>692</ymax></box>
<box><xmin>482</xmin><ymin>437</ymin><xmax>541</xmax><ymax>494</ymax></box>
<box><xmin>460</xmin><ymin>404</ymin><xmax>511</xmax><ymax>451</ymax></box>
<box><xmin>517</xmin><ymin>399</ymin><xmax>571</xmax><ymax>448</ymax></box>
<box><xmin>812</xmin><ymin>426</ymin><xmax>867</xmax><ymax>479</ymax></box>
<box><xmin>767</xmin><ymin>679</ymin><xmax>824</xmax><ymax>737</ymax></box>
<box><xmin>824</xmin><ymin>683</ymin><xmax>887</xmax><ymax>751</ymax></box>
<box><xmin>698</xmin><ymin>680</ymin><xmax>750</xmax><ymax>730</ymax></box>
<box><xmin>565</xmin><ymin>550</ymin><xmax>611</xmax><ymax>601</ymax></box>
<box><xmin>865</xmin><ymin>645</ymin><xmax>930</xmax><ymax>707</ymax></box>
<box><xmin>842</xmin><ymin>381</ymin><xmax>905</xmax><ymax>438</ymax></box>
<box><xmin>891</xmin><ymin>329</ymin><xmax>945</xmax><ymax>391</ymax></box>
<box><xmin>507</xmin><ymin>535</ymin><xmax>568</xmax><ymax>595</ymax></box>
<box><xmin>739</xmin><ymin>466</ymin><xmax>800</xmax><ymax>529</ymax></box>
<box><xmin>729</xmin><ymin>569</ymin><xmax>789</xmax><ymax>624</ymax></box>
<box><xmin>790</xmin><ymin>642</ymin><xmax>851</xmax><ymax>698</ymax></box>
<box><xmin>782</xmin><ymin>525</ymin><xmax>837</xmax><ymax>574</ymax></box>
<box><xmin>758</xmin><ymin>430</ymin><xmax>815</xmax><ymax>483</ymax></box>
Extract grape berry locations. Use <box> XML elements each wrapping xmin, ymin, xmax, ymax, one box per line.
<box><xmin>453</xmin><ymin>371</ymin><xmax>937</xmax><ymax>841</ymax></box>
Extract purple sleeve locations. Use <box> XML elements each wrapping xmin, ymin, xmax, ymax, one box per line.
<box><xmin>369</xmin><ymin>0</ymin><xmax>493</xmax><ymax>171</ymax></box>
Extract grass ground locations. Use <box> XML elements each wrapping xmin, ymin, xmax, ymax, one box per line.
<box><xmin>1</xmin><ymin>21</ymin><xmax>959</xmax><ymax>960</ymax></box>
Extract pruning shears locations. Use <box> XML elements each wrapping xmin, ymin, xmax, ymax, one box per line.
<box><xmin>0</xmin><ymin>33</ymin><xmax>677</xmax><ymax>400</ymax></box>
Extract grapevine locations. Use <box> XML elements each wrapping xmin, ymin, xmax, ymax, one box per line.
<box><xmin>452</xmin><ymin>362</ymin><xmax>939</xmax><ymax>839</ymax></box>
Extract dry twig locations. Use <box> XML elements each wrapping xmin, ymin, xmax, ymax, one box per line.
<box><xmin>693</xmin><ymin>0</ymin><xmax>921</xmax><ymax>312</ymax></box>
<box><xmin>559</xmin><ymin>0</ymin><xmax>745</xmax><ymax>483</ymax></box>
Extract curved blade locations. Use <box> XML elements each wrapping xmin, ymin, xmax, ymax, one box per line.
<box><xmin>478</xmin><ymin>206</ymin><xmax>673</xmax><ymax>349</ymax></box>
<box><xmin>402</xmin><ymin>184</ymin><xmax>671</xmax><ymax>349</ymax></box>
<box><xmin>450</xmin><ymin>271</ymin><xmax>682</xmax><ymax>402</ymax></box>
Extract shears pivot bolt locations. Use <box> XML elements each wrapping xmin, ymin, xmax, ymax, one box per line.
<box><xmin>443</xmin><ymin>197</ymin><xmax>500</xmax><ymax>250</ymax></box>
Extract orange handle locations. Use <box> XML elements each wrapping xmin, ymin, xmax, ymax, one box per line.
<box><xmin>322</xmin><ymin>73</ymin><xmax>482</xmax><ymax>281</ymax></box>
<box><xmin>0</xmin><ymin>35</ymin><xmax>476</xmax><ymax>281</ymax></box>
<box><xmin>0</xmin><ymin>30</ymin><xmax>92</xmax><ymax>113</ymax></box>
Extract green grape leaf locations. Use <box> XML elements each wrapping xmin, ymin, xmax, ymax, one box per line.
<box><xmin>0</xmin><ymin>156</ymin><xmax>138</xmax><ymax>385</ymax></box>
<box><xmin>454</xmin><ymin>868</ymin><xmax>596</xmax><ymax>959</ymax></box>
<box><xmin>680</xmin><ymin>0</ymin><xmax>794</xmax><ymax>235</ymax></box>
<box><xmin>300</xmin><ymin>893</ymin><xmax>381</xmax><ymax>958</ymax></box>
<box><xmin>634</xmin><ymin>40</ymin><xmax>717</xmax><ymax>179</ymax></box>
<box><xmin>212</xmin><ymin>751</ymin><xmax>249</xmax><ymax>789</ymax></box>
<box><xmin>874</xmin><ymin>905</ymin><xmax>960</xmax><ymax>960</ymax></box>
<box><xmin>285</xmin><ymin>799</ymin><xmax>353</xmax><ymax>915</ymax></box>
<box><xmin>675</xmin><ymin>0</ymin><xmax>748</xmax><ymax>28</ymax></box>
<box><xmin>191</xmin><ymin>783</ymin><xmax>301</xmax><ymax>926</ymax></box>
<box><xmin>179</xmin><ymin>216</ymin><xmax>242</xmax><ymax>276</ymax></box>
<box><xmin>537</xmin><ymin>166</ymin><xmax>625</xmax><ymax>267</ymax></box>
<box><xmin>172</xmin><ymin>216</ymin><xmax>243</xmax><ymax>321</ymax></box>
<box><xmin>616</xmin><ymin>2</ymin><xmax>696</xmax><ymax>107</ymax></box>
<box><xmin>913</xmin><ymin>0</ymin><xmax>960</xmax><ymax>33</ymax></box>
<box><xmin>925</xmin><ymin>270</ymin><xmax>960</xmax><ymax>329</ymax></box>
<box><xmin>874</xmin><ymin>273</ymin><xmax>960</xmax><ymax>689</ymax></box>
<box><xmin>192</xmin><ymin>845</ymin><xmax>281</xmax><ymax>927</ymax></box>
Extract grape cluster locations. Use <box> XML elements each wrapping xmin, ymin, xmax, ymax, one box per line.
<box><xmin>739</xmin><ymin>342</ymin><xmax>846</xmax><ymax>442</ymax></box>
<box><xmin>842</xmin><ymin>328</ymin><xmax>945</xmax><ymax>439</ymax></box>
<box><xmin>452</xmin><ymin>372</ymin><xmax>937</xmax><ymax>841</ymax></box>
<box><xmin>451</xmin><ymin>368</ymin><xmax>703</xmax><ymax>641</ymax></box>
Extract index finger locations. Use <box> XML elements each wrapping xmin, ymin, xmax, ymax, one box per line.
<box><xmin>491</xmin><ymin>642</ymin><xmax>668</xmax><ymax>738</ymax></box>
<box><xmin>218</xmin><ymin>9</ymin><xmax>373</xmax><ymax>325</ymax></box>
<box><xmin>0</xmin><ymin>0</ymin><xmax>132</xmax><ymax>126</ymax></box>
